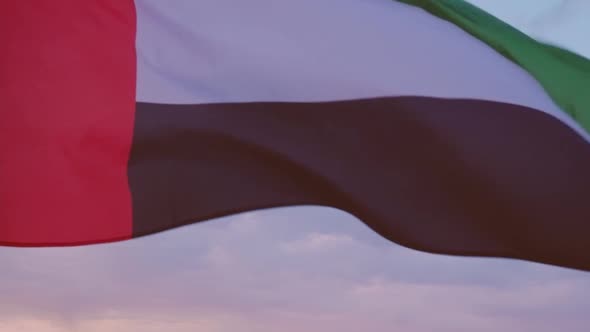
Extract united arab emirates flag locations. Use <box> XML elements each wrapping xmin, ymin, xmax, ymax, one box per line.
<box><xmin>2</xmin><ymin>0</ymin><xmax>589</xmax><ymax>271</ymax></box>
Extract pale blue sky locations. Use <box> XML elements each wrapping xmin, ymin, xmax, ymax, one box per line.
<box><xmin>469</xmin><ymin>0</ymin><xmax>589</xmax><ymax>57</ymax></box>
<box><xmin>1</xmin><ymin>1</ymin><xmax>589</xmax><ymax>331</ymax></box>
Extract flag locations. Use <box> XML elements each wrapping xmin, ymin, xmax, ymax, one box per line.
<box><xmin>1</xmin><ymin>0</ymin><xmax>589</xmax><ymax>271</ymax></box>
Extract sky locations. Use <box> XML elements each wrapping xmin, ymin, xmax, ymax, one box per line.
<box><xmin>468</xmin><ymin>0</ymin><xmax>589</xmax><ymax>57</ymax></box>
<box><xmin>1</xmin><ymin>1</ymin><xmax>589</xmax><ymax>331</ymax></box>
<box><xmin>1</xmin><ymin>207</ymin><xmax>589</xmax><ymax>332</ymax></box>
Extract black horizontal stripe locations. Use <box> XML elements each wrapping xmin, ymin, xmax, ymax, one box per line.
<box><xmin>129</xmin><ymin>97</ymin><xmax>590</xmax><ymax>271</ymax></box>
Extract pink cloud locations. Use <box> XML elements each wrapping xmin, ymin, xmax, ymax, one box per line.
<box><xmin>0</xmin><ymin>207</ymin><xmax>588</xmax><ymax>331</ymax></box>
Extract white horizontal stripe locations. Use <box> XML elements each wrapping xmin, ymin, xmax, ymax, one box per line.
<box><xmin>134</xmin><ymin>0</ymin><xmax>589</xmax><ymax>141</ymax></box>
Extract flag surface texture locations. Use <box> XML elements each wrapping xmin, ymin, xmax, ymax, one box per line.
<box><xmin>1</xmin><ymin>0</ymin><xmax>590</xmax><ymax>271</ymax></box>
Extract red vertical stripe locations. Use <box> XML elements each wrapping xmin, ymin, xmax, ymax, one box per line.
<box><xmin>0</xmin><ymin>1</ymin><xmax>136</xmax><ymax>245</ymax></box>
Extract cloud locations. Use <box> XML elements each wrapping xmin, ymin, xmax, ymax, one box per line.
<box><xmin>280</xmin><ymin>232</ymin><xmax>357</xmax><ymax>254</ymax></box>
<box><xmin>0</xmin><ymin>206</ymin><xmax>589</xmax><ymax>331</ymax></box>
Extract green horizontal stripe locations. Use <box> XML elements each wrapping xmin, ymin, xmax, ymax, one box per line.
<box><xmin>398</xmin><ymin>0</ymin><xmax>590</xmax><ymax>134</ymax></box>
